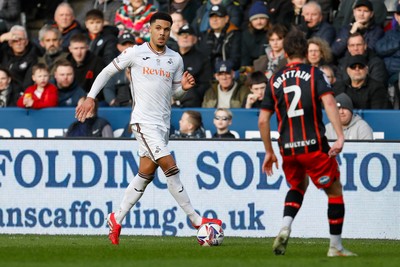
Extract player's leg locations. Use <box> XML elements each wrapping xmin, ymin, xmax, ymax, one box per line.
<box><xmin>324</xmin><ymin>178</ymin><xmax>357</xmax><ymax>257</ymax></box>
<box><xmin>305</xmin><ymin>151</ymin><xmax>356</xmax><ymax>257</ymax></box>
<box><xmin>157</xmin><ymin>154</ymin><xmax>222</xmax><ymax>228</ymax></box>
<box><xmin>273</xmin><ymin>156</ymin><xmax>307</xmax><ymax>255</ymax></box>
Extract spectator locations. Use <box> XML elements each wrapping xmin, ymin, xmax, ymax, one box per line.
<box><xmin>94</xmin><ymin>0</ymin><xmax>123</xmax><ymax>25</ymax></box>
<box><xmin>336</xmin><ymin>32</ymin><xmax>388</xmax><ymax>86</ymax></box>
<box><xmin>0</xmin><ymin>25</ymin><xmax>40</xmax><ymax>88</ymax></box>
<box><xmin>0</xmin><ymin>0</ymin><xmax>21</xmax><ymax>34</ymax></box>
<box><xmin>167</xmin><ymin>11</ymin><xmax>186</xmax><ymax>52</ymax></box>
<box><xmin>84</xmin><ymin>9</ymin><xmax>119</xmax><ymax>65</ymax></box>
<box><xmin>325</xmin><ymin>93</ymin><xmax>374</xmax><ymax>140</ymax></box>
<box><xmin>333</xmin><ymin>0</ymin><xmax>387</xmax><ymax>32</ymax></box>
<box><xmin>0</xmin><ymin>66</ymin><xmax>23</xmax><ymax>107</ymax></box>
<box><xmin>114</xmin><ymin>0</ymin><xmax>157</xmax><ymax>44</ymax></box>
<box><xmin>242</xmin><ymin>70</ymin><xmax>267</xmax><ymax>109</ymax></box>
<box><xmin>66</xmin><ymin>96</ymin><xmax>114</xmax><ymax>137</ymax></box>
<box><xmin>103</xmin><ymin>31</ymin><xmax>135</xmax><ymax>107</ymax></box>
<box><xmin>212</xmin><ymin>107</ymin><xmax>236</xmax><ymax>138</ymax></box>
<box><xmin>67</xmin><ymin>33</ymin><xmax>105</xmax><ymax>99</ymax></box>
<box><xmin>173</xmin><ymin>24</ymin><xmax>212</xmax><ymax>107</ymax></box>
<box><xmin>37</xmin><ymin>25</ymin><xmax>68</xmax><ymax>76</ymax></box>
<box><xmin>331</xmin><ymin>0</ymin><xmax>384</xmax><ymax>58</ymax></box>
<box><xmin>197</xmin><ymin>4</ymin><xmax>242</xmax><ymax>71</ymax></box>
<box><xmin>192</xmin><ymin>0</ymin><xmax>243</xmax><ymax>34</ymax></box>
<box><xmin>333</xmin><ymin>55</ymin><xmax>392</xmax><ymax>109</ymax></box>
<box><xmin>51</xmin><ymin>2</ymin><xmax>83</xmax><ymax>51</ymax></box>
<box><xmin>202</xmin><ymin>60</ymin><xmax>250</xmax><ymax>108</ymax></box>
<box><xmin>266</xmin><ymin>0</ymin><xmax>296</xmax><ymax>29</ymax></box>
<box><xmin>17</xmin><ymin>63</ymin><xmax>58</xmax><ymax>109</ymax></box>
<box><xmin>253</xmin><ymin>23</ymin><xmax>288</xmax><ymax>79</ymax></box>
<box><xmin>241</xmin><ymin>1</ymin><xmax>270</xmax><ymax>67</ymax></box>
<box><xmin>170</xmin><ymin>110</ymin><xmax>206</xmax><ymax>138</ymax></box>
<box><xmin>319</xmin><ymin>64</ymin><xmax>336</xmax><ymax>86</ymax></box>
<box><xmin>166</xmin><ymin>0</ymin><xmax>201</xmax><ymax>25</ymax></box>
<box><xmin>300</xmin><ymin>1</ymin><xmax>336</xmax><ymax>44</ymax></box>
<box><xmin>375</xmin><ymin>4</ymin><xmax>400</xmax><ymax>86</ymax></box>
<box><xmin>53</xmin><ymin>59</ymin><xmax>86</xmax><ymax>107</ymax></box>
<box><xmin>306</xmin><ymin>37</ymin><xmax>333</xmax><ymax>67</ymax></box>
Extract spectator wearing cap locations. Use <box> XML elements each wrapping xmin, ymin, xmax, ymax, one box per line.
<box><xmin>202</xmin><ymin>60</ymin><xmax>250</xmax><ymax>108</ymax></box>
<box><xmin>196</xmin><ymin>4</ymin><xmax>242</xmax><ymax>71</ymax></box>
<box><xmin>299</xmin><ymin>1</ymin><xmax>336</xmax><ymax>45</ymax></box>
<box><xmin>332</xmin><ymin>0</ymin><xmax>384</xmax><ymax>58</ymax></box>
<box><xmin>84</xmin><ymin>9</ymin><xmax>120</xmax><ymax>65</ymax></box>
<box><xmin>333</xmin><ymin>0</ymin><xmax>387</xmax><ymax>32</ymax></box>
<box><xmin>375</xmin><ymin>4</ymin><xmax>400</xmax><ymax>89</ymax></box>
<box><xmin>172</xmin><ymin>24</ymin><xmax>212</xmax><ymax>107</ymax></box>
<box><xmin>325</xmin><ymin>93</ymin><xmax>373</xmax><ymax>140</ymax></box>
<box><xmin>102</xmin><ymin>30</ymin><xmax>136</xmax><ymax>107</ymax></box>
<box><xmin>335</xmin><ymin>32</ymin><xmax>388</xmax><ymax>87</ymax></box>
<box><xmin>191</xmin><ymin>0</ymin><xmax>243</xmax><ymax>34</ymax></box>
<box><xmin>333</xmin><ymin>55</ymin><xmax>392</xmax><ymax>109</ymax></box>
<box><xmin>241</xmin><ymin>1</ymin><xmax>270</xmax><ymax>67</ymax></box>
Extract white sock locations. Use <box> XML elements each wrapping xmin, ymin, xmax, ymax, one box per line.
<box><xmin>329</xmin><ymin>234</ymin><xmax>343</xmax><ymax>250</ymax></box>
<box><xmin>282</xmin><ymin>216</ymin><xmax>294</xmax><ymax>229</ymax></box>
<box><xmin>114</xmin><ymin>175</ymin><xmax>151</xmax><ymax>224</ymax></box>
<box><xmin>166</xmin><ymin>172</ymin><xmax>202</xmax><ymax>226</ymax></box>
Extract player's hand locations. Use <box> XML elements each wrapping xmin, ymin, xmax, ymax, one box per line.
<box><xmin>328</xmin><ymin>136</ymin><xmax>344</xmax><ymax>158</ymax></box>
<box><xmin>181</xmin><ymin>71</ymin><xmax>196</xmax><ymax>91</ymax></box>
<box><xmin>75</xmin><ymin>97</ymin><xmax>95</xmax><ymax>122</ymax></box>
<box><xmin>261</xmin><ymin>151</ymin><xmax>279</xmax><ymax>176</ymax></box>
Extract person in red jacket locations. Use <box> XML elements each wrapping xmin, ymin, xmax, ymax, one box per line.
<box><xmin>17</xmin><ymin>63</ymin><xmax>58</xmax><ymax>109</ymax></box>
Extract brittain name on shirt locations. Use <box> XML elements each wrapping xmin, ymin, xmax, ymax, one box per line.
<box><xmin>273</xmin><ymin>70</ymin><xmax>311</xmax><ymax>89</ymax></box>
<box><xmin>142</xmin><ymin>67</ymin><xmax>171</xmax><ymax>78</ymax></box>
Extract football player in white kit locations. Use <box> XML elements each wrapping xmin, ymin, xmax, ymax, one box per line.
<box><xmin>75</xmin><ymin>12</ymin><xmax>222</xmax><ymax>245</ymax></box>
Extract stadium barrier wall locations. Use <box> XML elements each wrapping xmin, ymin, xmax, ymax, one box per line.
<box><xmin>0</xmin><ymin>108</ymin><xmax>399</xmax><ymax>139</ymax></box>
<box><xmin>0</xmin><ymin>139</ymin><xmax>399</xmax><ymax>239</ymax></box>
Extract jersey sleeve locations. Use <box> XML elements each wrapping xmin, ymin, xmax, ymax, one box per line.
<box><xmin>260</xmin><ymin>76</ymin><xmax>275</xmax><ymax>112</ymax></box>
<box><xmin>113</xmin><ymin>46</ymin><xmax>136</xmax><ymax>70</ymax></box>
<box><xmin>315</xmin><ymin>67</ymin><xmax>334</xmax><ymax>98</ymax></box>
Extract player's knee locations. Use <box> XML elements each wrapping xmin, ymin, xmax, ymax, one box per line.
<box><xmin>164</xmin><ymin>165</ymin><xmax>179</xmax><ymax>177</ymax></box>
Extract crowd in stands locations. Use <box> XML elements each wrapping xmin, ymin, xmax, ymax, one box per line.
<box><xmin>1</xmin><ymin>0</ymin><xmax>399</xmax><ymax>137</ymax></box>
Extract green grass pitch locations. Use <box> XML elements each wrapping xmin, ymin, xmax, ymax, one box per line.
<box><xmin>0</xmin><ymin>235</ymin><xmax>399</xmax><ymax>267</ymax></box>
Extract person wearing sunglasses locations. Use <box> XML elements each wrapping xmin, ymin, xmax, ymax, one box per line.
<box><xmin>212</xmin><ymin>108</ymin><xmax>236</xmax><ymax>139</ymax></box>
<box><xmin>333</xmin><ymin>54</ymin><xmax>392</xmax><ymax>109</ymax></box>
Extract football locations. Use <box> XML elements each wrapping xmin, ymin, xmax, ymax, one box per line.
<box><xmin>196</xmin><ymin>223</ymin><xmax>224</xmax><ymax>247</ymax></box>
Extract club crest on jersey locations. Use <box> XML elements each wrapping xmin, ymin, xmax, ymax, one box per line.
<box><xmin>142</xmin><ymin>67</ymin><xmax>171</xmax><ymax>78</ymax></box>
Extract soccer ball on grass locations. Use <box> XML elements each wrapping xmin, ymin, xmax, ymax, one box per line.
<box><xmin>196</xmin><ymin>223</ymin><xmax>224</xmax><ymax>247</ymax></box>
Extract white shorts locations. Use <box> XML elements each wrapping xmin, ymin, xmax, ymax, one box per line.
<box><xmin>131</xmin><ymin>123</ymin><xmax>170</xmax><ymax>162</ymax></box>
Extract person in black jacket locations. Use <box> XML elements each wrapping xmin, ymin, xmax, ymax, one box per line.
<box><xmin>173</xmin><ymin>24</ymin><xmax>212</xmax><ymax>107</ymax></box>
<box><xmin>196</xmin><ymin>4</ymin><xmax>242</xmax><ymax>71</ymax></box>
<box><xmin>67</xmin><ymin>33</ymin><xmax>105</xmax><ymax>101</ymax></box>
<box><xmin>0</xmin><ymin>66</ymin><xmax>23</xmax><ymax>107</ymax></box>
<box><xmin>84</xmin><ymin>9</ymin><xmax>119</xmax><ymax>65</ymax></box>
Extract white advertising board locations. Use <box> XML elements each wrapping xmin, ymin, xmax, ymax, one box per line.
<box><xmin>0</xmin><ymin>140</ymin><xmax>399</xmax><ymax>239</ymax></box>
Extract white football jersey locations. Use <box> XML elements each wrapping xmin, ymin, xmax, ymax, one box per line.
<box><xmin>88</xmin><ymin>43</ymin><xmax>184</xmax><ymax>130</ymax></box>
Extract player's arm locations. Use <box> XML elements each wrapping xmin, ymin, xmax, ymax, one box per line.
<box><xmin>75</xmin><ymin>62</ymin><xmax>120</xmax><ymax>122</ymax></box>
<box><xmin>258</xmin><ymin>108</ymin><xmax>278</xmax><ymax>175</ymax></box>
<box><xmin>321</xmin><ymin>93</ymin><xmax>345</xmax><ymax>157</ymax></box>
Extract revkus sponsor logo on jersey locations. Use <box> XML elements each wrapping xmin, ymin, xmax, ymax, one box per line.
<box><xmin>142</xmin><ymin>67</ymin><xmax>171</xmax><ymax>78</ymax></box>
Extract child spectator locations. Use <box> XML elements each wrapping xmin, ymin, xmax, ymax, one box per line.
<box><xmin>17</xmin><ymin>63</ymin><xmax>58</xmax><ymax>109</ymax></box>
<box><xmin>212</xmin><ymin>108</ymin><xmax>235</xmax><ymax>139</ymax></box>
<box><xmin>84</xmin><ymin>9</ymin><xmax>119</xmax><ymax>65</ymax></box>
<box><xmin>66</xmin><ymin>96</ymin><xmax>113</xmax><ymax>137</ymax></box>
<box><xmin>170</xmin><ymin>110</ymin><xmax>206</xmax><ymax>138</ymax></box>
<box><xmin>243</xmin><ymin>70</ymin><xmax>268</xmax><ymax>109</ymax></box>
